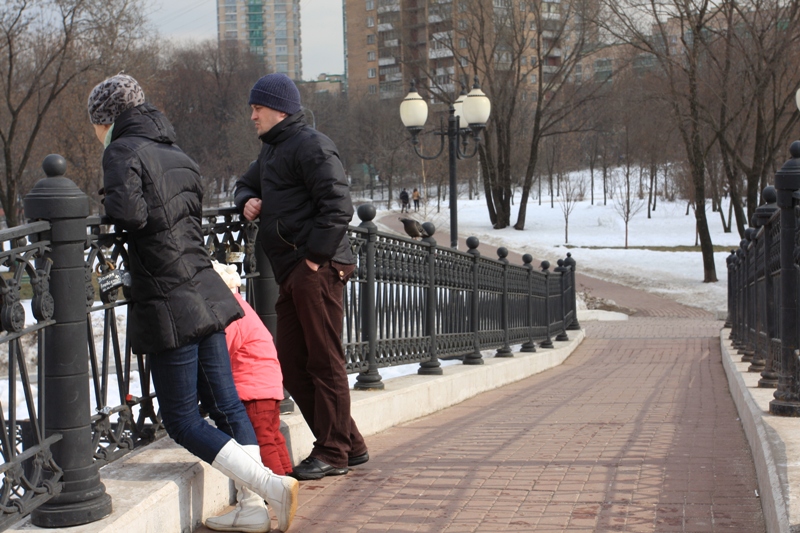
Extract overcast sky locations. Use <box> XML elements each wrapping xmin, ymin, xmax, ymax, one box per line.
<box><xmin>148</xmin><ymin>0</ymin><xmax>344</xmax><ymax>80</ymax></box>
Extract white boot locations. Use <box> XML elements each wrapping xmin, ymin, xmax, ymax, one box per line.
<box><xmin>212</xmin><ymin>440</ymin><xmax>299</xmax><ymax>532</ymax></box>
<box><xmin>205</xmin><ymin>482</ymin><xmax>270</xmax><ymax>533</ymax></box>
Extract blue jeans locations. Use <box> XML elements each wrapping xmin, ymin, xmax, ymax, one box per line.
<box><xmin>149</xmin><ymin>332</ymin><xmax>257</xmax><ymax>464</ymax></box>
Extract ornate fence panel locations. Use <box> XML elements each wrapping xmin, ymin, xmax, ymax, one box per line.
<box><xmin>343</xmin><ymin>226</ymin><xmax>369</xmax><ymax>374</ymax></box>
<box><xmin>507</xmin><ymin>263</ymin><xmax>531</xmax><ymax>346</ymax></box>
<box><xmin>433</xmin><ymin>247</ymin><xmax>474</xmax><ymax>359</ymax></box>
<box><xmin>475</xmin><ymin>256</ymin><xmax>505</xmax><ymax>350</ymax></box>
<box><xmin>85</xmin><ymin>219</ymin><xmax>163</xmax><ymax>468</ymax></box>
<box><xmin>0</xmin><ymin>222</ymin><xmax>62</xmax><ymax>530</ymax></box>
<box><xmin>372</xmin><ymin>233</ymin><xmax>431</xmax><ymax>368</ymax></box>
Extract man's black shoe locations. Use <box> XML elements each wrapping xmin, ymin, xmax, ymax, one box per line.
<box><xmin>290</xmin><ymin>457</ymin><xmax>349</xmax><ymax>480</ymax></box>
<box><xmin>348</xmin><ymin>451</ymin><xmax>369</xmax><ymax>467</ymax></box>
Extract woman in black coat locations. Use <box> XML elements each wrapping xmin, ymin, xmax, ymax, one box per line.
<box><xmin>88</xmin><ymin>73</ymin><xmax>297</xmax><ymax>532</ymax></box>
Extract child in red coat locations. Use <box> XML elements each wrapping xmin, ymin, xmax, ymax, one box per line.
<box><xmin>213</xmin><ymin>261</ymin><xmax>292</xmax><ymax>475</ymax></box>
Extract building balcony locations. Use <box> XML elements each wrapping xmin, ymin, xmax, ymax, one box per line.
<box><xmin>429</xmin><ymin>48</ymin><xmax>454</xmax><ymax>59</ymax></box>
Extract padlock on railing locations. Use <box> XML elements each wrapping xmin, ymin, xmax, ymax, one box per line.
<box><xmin>226</xmin><ymin>243</ymin><xmax>245</xmax><ymax>264</ymax></box>
<box><xmin>96</xmin><ymin>261</ymin><xmax>131</xmax><ymax>303</ymax></box>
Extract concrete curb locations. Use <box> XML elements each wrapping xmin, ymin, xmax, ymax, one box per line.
<box><xmin>719</xmin><ymin>329</ymin><xmax>795</xmax><ymax>533</ymax></box>
<box><xmin>11</xmin><ymin>330</ymin><xmax>584</xmax><ymax>532</ymax></box>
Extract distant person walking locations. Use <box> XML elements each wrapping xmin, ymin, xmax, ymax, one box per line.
<box><xmin>412</xmin><ymin>188</ymin><xmax>421</xmax><ymax>211</ymax></box>
<box><xmin>400</xmin><ymin>188</ymin><xmax>410</xmax><ymax>212</ymax></box>
<box><xmin>88</xmin><ymin>73</ymin><xmax>297</xmax><ymax>532</ymax></box>
<box><xmin>235</xmin><ymin>73</ymin><xmax>369</xmax><ymax>481</ymax></box>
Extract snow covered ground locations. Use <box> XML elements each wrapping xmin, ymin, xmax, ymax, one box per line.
<box><xmin>379</xmin><ymin>186</ymin><xmax>742</xmax><ymax>316</ymax></box>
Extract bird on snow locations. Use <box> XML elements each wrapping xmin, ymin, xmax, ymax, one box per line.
<box><xmin>399</xmin><ymin>218</ymin><xmax>429</xmax><ymax>239</ymax></box>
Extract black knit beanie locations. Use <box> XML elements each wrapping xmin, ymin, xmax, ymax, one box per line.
<box><xmin>249</xmin><ymin>73</ymin><xmax>302</xmax><ymax>115</ymax></box>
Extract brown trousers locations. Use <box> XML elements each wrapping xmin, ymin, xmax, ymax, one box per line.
<box><xmin>275</xmin><ymin>259</ymin><xmax>367</xmax><ymax>468</ymax></box>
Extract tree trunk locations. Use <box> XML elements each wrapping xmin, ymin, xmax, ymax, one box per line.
<box><xmin>720</xmin><ymin>148</ymin><xmax>747</xmax><ymax>237</ymax></box>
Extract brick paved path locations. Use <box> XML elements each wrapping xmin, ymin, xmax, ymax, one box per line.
<box><xmin>198</xmin><ymin>216</ymin><xmax>763</xmax><ymax>532</ymax></box>
<box><xmin>281</xmin><ymin>317</ymin><xmax>764</xmax><ymax>532</ymax></box>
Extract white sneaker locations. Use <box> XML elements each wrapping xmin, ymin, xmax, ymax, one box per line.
<box><xmin>212</xmin><ymin>440</ymin><xmax>299</xmax><ymax>532</ymax></box>
<box><xmin>205</xmin><ymin>483</ymin><xmax>270</xmax><ymax>533</ymax></box>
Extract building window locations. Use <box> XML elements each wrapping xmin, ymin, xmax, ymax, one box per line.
<box><xmin>367</xmin><ymin>16</ymin><xmax>375</xmax><ymax>27</ymax></box>
<box><xmin>521</xmin><ymin>56</ymin><xmax>527</xmax><ymax>65</ymax></box>
<box><xmin>530</xmin><ymin>74</ymin><xmax>537</xmax><ymax>83</ymax></box>
<box><xmin>369</xmin><ymin>84</ymin><xmax>377</xmax><ymax>94</ymax></box>
<box><xmin>459</xmin><ymin>38</ymin><xmax>467</xmax><ymax>48</ymax></box>
<box><xmin>368</xmin><ymin>51</ymin><xmax>376</xmax><ymax>61</ymax></box>
<box><xmin>366</xmin><ymin>0</ymin><xmax>374</xmax><ymax>9</ymax></box>
<box><xmin>368</xmin><ymin>68</ymin><xmax>377</xmax><ymax>78</ymax></box>
<box><xmin>367</xmin><ymin>33</ymin><xmax>376</xmax><ymax>44</ymax></box>
<box><xmin>460</xmin><ymin>56</ymin><xmax>468</xmax><ymax>67</ymax></box>
<box><xmin>458</xmin><ymin>19</ymin><xmax>468</xmax><ymax>30</ymax></box>
<box><xmin>458</xmin><ymin>1</ymin><xmax>467</xmax><ymax>12</ymax></box>
<box><xmin>594</xmin><ymin>58</ymin><xmax>612</xmax><ymax>82</ymax></box>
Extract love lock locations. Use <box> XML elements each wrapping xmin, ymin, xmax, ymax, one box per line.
<box><xmin>227</xmin><ymin>243</ymin><xmax>245</xmax><ymax>264</ymax></box>
<box><xmin>96</xmin><ymin>260</ymin><xmax>131</xmax><ymax>301</ymax></box>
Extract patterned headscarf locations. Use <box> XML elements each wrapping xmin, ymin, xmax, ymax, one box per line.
<box><xmin>87</xmin><ymin>72</ymin><xmax>145</xmax><ymax>125</ymax></box>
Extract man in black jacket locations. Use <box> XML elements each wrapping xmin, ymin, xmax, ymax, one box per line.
<box><xmin>235</xmin><ymin>73</ymin><xmax>369</xmax><ymax>481</ymax></box>
<box><xmin>90</xmin><ymin>73</ymin><xmax>298</xmax><ymax>532</ymax></box>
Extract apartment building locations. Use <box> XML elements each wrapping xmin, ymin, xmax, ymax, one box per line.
<box><xmin>344</xmin><ymin>0</ymin><xmax>584</xmax><ymax>100</ymax></box>
<box><xmin>217</xmin><ymin>0</ymin><xmax>303</xmax><ymax>80</ymax></box>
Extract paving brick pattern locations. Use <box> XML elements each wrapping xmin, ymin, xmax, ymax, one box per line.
<box><xmin>273</xmin><ymin>316</ymin><xmax>764</xmax><ymax>532</ymax></box>
<box><xmin>197</xmin><ymin>217</ymin><xmax>763</xmax><ymax>532</ymax></box>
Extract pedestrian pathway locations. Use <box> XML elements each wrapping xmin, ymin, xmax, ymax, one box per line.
<box><xmin>197</xmin><ymin>215</ymin><xmax>762</xmax><ymax>532</ymax></box>
<box><xmin>278</xmin><ymin>315</ymin><xmax>763</xmax><ymax>532</ymax></box>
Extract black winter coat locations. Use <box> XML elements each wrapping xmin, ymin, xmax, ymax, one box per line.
<box><xmin>234</xmin><ymin>112</ymin><xmax>355</xmax><ymax>284</ymax></box>
<box><xmin>102</xmin><ymin>104</ymin><xmax>243</xmax><ymax>354</ymax></box>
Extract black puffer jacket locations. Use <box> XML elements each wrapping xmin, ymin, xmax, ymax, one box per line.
<box><xmin>102</xmin><ymin>103</ymin><xmax>243</xmax><ymax>354</ymax></box>
<box><xmin>234</xmin><ymin>112</ymin><xmax>355</xmax><ymax>283</ymax></box>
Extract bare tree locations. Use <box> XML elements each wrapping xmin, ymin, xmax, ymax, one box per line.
<box><xmin>612</xmin><ymin>165</ymin><xmax>645</xmax><ymax>249</ymax></box>
<box><xmin>598</xmin><ymin>0</ymin><xmax>725</xmax><ymax>281</ymax></box>
<box><xmin>560</xmin><ymin>172</ymin><xmax>585</xmax><ymax>244</ymax></box>
<box><xmin>408</xmin><ymin>0</ymin><xmax>604</xmax><ymax>229</ymax></box>
<box><xmin>709</xmin><ymin>0</ymin><xmax>800</xmax><ymax>227</ymax></box>
<box><xmin>156</xmin><ymin>40</ymin><xmax>264</xmax><ymax>204</ymax></box>
<box><xmin>0</xmin><ymin>0</ymin><xmax>147</xmax><ymax>227</ymax></box>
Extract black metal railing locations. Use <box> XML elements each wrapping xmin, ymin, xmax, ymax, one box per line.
<box><xmin>0</xmin><ymin>155</ymin><xmax>579</xmax><ymax>529</ymax></box>
<box><xmin>728</xmin><ymin>141</ymin><xmax>800</xmax><ymax>417</ymax></box>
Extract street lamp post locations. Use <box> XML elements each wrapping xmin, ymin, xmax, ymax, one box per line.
<box><xmin>400</xmin><ymin>77</ymin><xmax>491</xmax><ymax>249</ymax></box>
